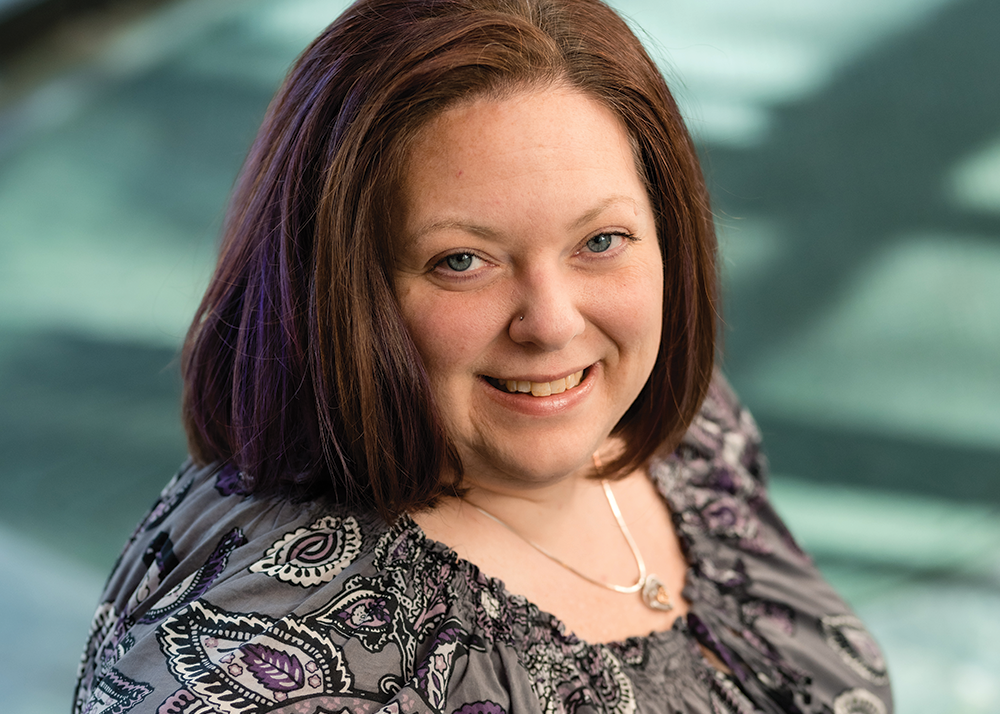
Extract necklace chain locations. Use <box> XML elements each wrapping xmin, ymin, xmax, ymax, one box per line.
<box><xmin>466</xmin><ymin>477</ymin><xmax>674</xmax><ymax>611</ymax></box>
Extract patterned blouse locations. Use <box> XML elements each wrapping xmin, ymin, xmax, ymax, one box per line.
<box><xmin>74</xmin><ymin>376</ymin><xmax>892</xmax><ymax>714</ymax></box>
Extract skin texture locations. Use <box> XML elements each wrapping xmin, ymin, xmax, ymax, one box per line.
<box><xmin>396</xmin><ymin>87</ymin><xmax>695</xmax><ymax>643</ymax></box>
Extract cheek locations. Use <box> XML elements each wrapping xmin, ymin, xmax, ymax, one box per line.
<box><xmin>594</xmin><ymin>261</ymin><xmax>663</xmax><ymax>355</ymax></box>
<box><xmin>645</xmin><ymin>267</ymin><xmax>665</xmax><ymax>347</ymax></box>
<box><xmin>402</xmin><ymin>311</ymin><xmax>456</xmax><ymax>378</ymax></box>
<box><xmin>398</xmin><ymin>290</ymin><xmax>500</xmax><ymax>383</ymax></box>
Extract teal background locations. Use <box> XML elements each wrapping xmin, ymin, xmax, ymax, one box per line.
<box><xmin>0</xmin><ymin>0</ymin><xmax>997</xmax><ymax>711</ymax></box>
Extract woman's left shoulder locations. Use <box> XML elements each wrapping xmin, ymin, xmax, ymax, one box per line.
<box><xmin>690</xmin><ymin>371</ymin><xmax>765</xmax><ymax>469</ymax></box>
<box><xmin>654</xmin><ymin>370</ymin><xmax>768</xmax><ymax>501</ymax></box>
<box><xmin>650</xmin><ymin>374</ymin><xmax>894</xmax><ymax>713</ymax></box>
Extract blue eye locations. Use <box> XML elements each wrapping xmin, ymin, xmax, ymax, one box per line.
<box><xmin>445</xmin><ymin>253</ymin><xmax>475</xmax><ymax>271</ymax></box>
<box><xmin>586</xmin><ymin>233</ymin><xmax>615</xmax><ymax>253</ymax></box>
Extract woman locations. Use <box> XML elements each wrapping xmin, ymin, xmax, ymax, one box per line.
<box><xmin>74</xmin><ymin>0</ymin><xmax>892</xmax><ymax>712</ymax></box>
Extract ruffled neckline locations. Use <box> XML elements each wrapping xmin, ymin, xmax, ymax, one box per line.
<box><xmin>388</xmin><ymin>455</ymin><xmax>709</xmax><ymax>656</ymax></box>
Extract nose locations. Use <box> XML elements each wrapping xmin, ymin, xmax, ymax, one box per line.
<box><xmin>508</xmin><ymin>267</ymin><xmax>586</xmax><ymax>351</ymax></box>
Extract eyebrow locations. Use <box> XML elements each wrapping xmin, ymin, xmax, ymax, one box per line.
<box><xmin>568</xmin><ymin>195</ymin><xmax>641</xmax><ymax>230</ymax></box>
<box><xmin>410</xmin><ymin>219</ymin><xmax>498</xmax><ymax>241</ymax></box>
<box><xmin>408</xmin><ymin>194</ymin><xmax>642</xmax><ymax>243</ymax></box>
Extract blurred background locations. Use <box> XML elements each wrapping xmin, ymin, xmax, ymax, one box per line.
<box><xmin>0</xmin><ymin>0</ymin><xmax>997</xmax><ymax>711</ymax></box>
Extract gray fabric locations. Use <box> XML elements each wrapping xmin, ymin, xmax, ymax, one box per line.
<box><xmin>74</xmin><ymin>375</ymin><xmax>892</xmax><ymax>713</ymax></box>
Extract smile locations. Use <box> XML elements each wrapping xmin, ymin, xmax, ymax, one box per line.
<box><xmin>484</xmin><ymin>369</ymin><xmax>586</xmax><ymax>397</ymax></box>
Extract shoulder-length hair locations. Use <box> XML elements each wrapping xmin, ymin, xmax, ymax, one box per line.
<box><xmin>182</xmin><ymin>0</ymin><xmax>717</xmax><ymax>521</ymax></box>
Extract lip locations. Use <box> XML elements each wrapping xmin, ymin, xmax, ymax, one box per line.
<box><xmin>478</xmin><ymin>363</ymin><xmax>598</xmax><ymax>417</ymax></box>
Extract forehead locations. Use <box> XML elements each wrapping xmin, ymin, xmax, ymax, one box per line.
<box><xmin>399</xmin><ymin>87</ymin><xmax>648</xmax><ymax>238</ymax></box>
<box><xmin>413</xmin><ymin>86</ymin><xmax>631</xmax><ymax>169</ymax></box>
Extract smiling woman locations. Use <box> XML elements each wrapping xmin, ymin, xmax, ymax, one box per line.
<box><xmin>74</xmin><ymin>0</ymin><xmax>892</xmax><ymax>713</ymax></box>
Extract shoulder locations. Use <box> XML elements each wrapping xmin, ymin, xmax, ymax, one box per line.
<box><xmin>653</xmin><ymin>370</ymin><xmax>768</xmax><ymax>511</ymax></box>
<box><xmin>75</xmin><ymin>461</ymin><xmax>541</xmax><ymax>714</ymax></box>
<box><xmin>680</xmin><ymin>370</ymin><xmax>765</xmax><ymax>477</ymax></box>
<box><xmin>650</xmin><ymin>373</ymin><xmax>893</xmax><ymax>713</ymax></box>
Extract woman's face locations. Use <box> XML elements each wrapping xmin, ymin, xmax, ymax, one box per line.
<box><xmin>394</xmin><ymin>86</ymin><xmax>663</xmax><ymax>491</ymax></box>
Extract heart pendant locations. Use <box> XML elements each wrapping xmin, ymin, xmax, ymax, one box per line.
<box><xmin>641</xmin><ymin>574</ymin><xmax>674</xmax><ymax>611</ymax></box>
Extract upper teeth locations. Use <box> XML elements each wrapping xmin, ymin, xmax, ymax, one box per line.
<box><xmin>503</xmin><ymin>370</ymin><xmax>584</xmax><ymax>396</ymax></box>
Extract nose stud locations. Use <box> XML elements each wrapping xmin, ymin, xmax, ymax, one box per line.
<box><xmin>518</xmin><ymin>315</ymin><xmax>524</xmax><ymax>321</ymax></box>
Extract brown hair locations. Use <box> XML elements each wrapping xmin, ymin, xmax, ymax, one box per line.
<box><xmin>182</xmin><ymin>0</ymin><xmax>717</xmax><ymax>521</ymax></box>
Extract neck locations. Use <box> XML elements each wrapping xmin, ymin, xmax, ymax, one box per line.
<box><xmin>459</xmin><ymin>470</ymin><xmax>601</xmax><ymax>541</ymax></box>
<box><xmin>444</xmin><ymin>439</ymin><xmax>628</xmax><ymax>529</ymax></box>
<box><xmin>412</xmin><ymin>459</ymin><xmax>688</xmax><ymax>641</ymax></box>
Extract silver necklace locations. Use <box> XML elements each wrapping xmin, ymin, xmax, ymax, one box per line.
<box><xmin>467</xmin><ymin>479</ymin><xmax>674</xmax><ymax>612</ymax></box>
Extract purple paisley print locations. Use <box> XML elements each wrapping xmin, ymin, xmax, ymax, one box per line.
<box><xmin>74</xmin><ymin>374</ymin><xmax>891</xmax><ymax>714</ymax></box>
<box><xmin>214</xmin><ymin>463</ymin><xmax>247</xmax><ymax>497</ymax></box>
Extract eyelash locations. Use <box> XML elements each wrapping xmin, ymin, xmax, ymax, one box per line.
<box><xmin>579</xmin><ymin>231</ymin><xmax>637</xmax><ymax>256</ymax></box>
<box><xmin>432</xmin><ymin>252</ymin><xmax>487</xmax><ymax>276</ymax></box>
